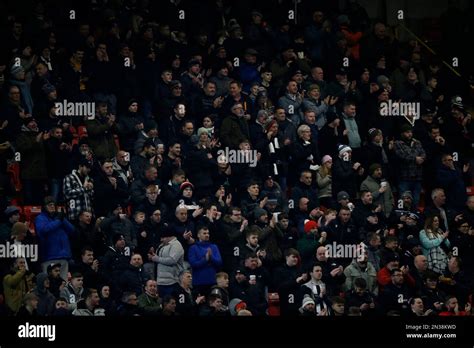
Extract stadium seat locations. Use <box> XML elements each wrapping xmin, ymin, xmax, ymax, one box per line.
<box><xmin>77</xmin><ymin>126</ymin><xmax>88</xmax><ymax>138</ymax></box>
<box><xmin>7</xmin><ymin>162</ymin><xmax>22</xmax><ymax>192</ymax></box>
<box><xmin>267</xmin><ymin>292</ymin><xmax>280</xmax><ymax>316</ymax></box>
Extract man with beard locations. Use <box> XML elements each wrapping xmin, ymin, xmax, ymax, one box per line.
<box><xmin>113</xmin><ymin>150</ymin><xmax>133</xmax><ymax>187</ymax></box>
<box><xmin>44</xmin><ymin>126</ymin><xmax>71</xmax><ymax>201</ymax></box>
<box><xmin>131</xmin><ymin>139</ymin><xmax>156</xmax><ymax>180</ymax></box>
<box><xmin>394</xmin><ymin>125</ymin><xmax>426</xmax><ymax>208</ymax></box>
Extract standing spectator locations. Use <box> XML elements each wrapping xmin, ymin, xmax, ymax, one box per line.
<box><xmin>394</xmin><ymin>125</ymin><xmax>426</xmax><ymax>207</ymax></box>
<box><xmin>119</xmin><ymin>253</ymin><xmax>149</xmax><ymax>296</ymax></box>
<box><xmin>35</xmin><ymin>196</ymin><xmax>76</xmax><ymax>280</ymax></box>
<box><xmin>3</xmin><ymin>258</ymin><xmax>35</xmax><ymax>314</ymax></box>
<box><xmin>316</xmin><ymin>155</ymin><xmax>334</xmax><ymax>208</ymax></box>
<box><xmin>360</xmin><ymin>164</ymin><xmax>394</xmax><ymax>218</ymax></box>
<box><xmin>32</xmin><ymin>272</ymin><xmax>56</xmax><ymax>316</ymax></box>
<box><xmin>60</xmin><ymin>273</ymin><xmax>84</xmax><ymax>311</ymax></box>
<box><xmin>436</xmin><ymin>153</ymin><xmax>468</xmax><ymax>213</ymax></box>
<box><xmin>63</xmin><ymin>159</ymin><xmax>94</xmax><ymax>222</ymax></box>
<box><xmin>85</xmin><ymin>103</ymin><xmax>118</xmax><ymax>160</ymax></box>
<box><xmin>150</xmin><ymin>226</ymin><xmax>185</xmax><ymax>297</ymax></box>
<box><xmin>343</xmin><ymin>253</ymin><xmax>378</xmax><ymax>294</ymax></box>
<box><xmin>419</xmin><ymin>215</ymin><xmax>450</xmax><ymax>275</ymax></box>
<box><xmin>220</xmin><ymin>103</ymin><xmax>250</xmax><ymax>150</ymax></box>
<box><xmin>332</xmin><ymin>145</ymin><xmax>364</xmax><ymax>200</ymax></box>
<box><xmin>93</xmin><ymin>159</ymin><xmax>129</xmax><ymax>217</ymax></box>
<box><xmin>15</xmin><ymin>117</ymin><xmax>48</xmax><ymax>204</ymax></box>
<box><xmin>188</xmin><ymin>226</ymin><xmax>223</xmax><ymax>294</ymax></box>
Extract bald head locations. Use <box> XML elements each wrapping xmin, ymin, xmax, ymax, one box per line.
<box><xmin>414</xmin><ymin>255</ymin><xmax>428</xmax><ymax>271</ymax></box>
<box><xmin>316</xmin><ymin>246</ymin><xmax>327</xmax><ymax>261</ymax></box>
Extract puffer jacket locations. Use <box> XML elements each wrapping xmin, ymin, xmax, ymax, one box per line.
<box><xmin>152</xmin><ymin>237</ymin><xmax>185</xmax><ymax>286</ymax></box>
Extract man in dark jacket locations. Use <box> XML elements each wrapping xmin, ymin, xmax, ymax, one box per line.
<box><xmin>220</xmin><ymin>103</ymin><xmax>250</xmax><ymax>149</ymax></box>
<box><xmin>272</xmin><ymin>249</ymin><xmax>308</xmax><ymax>315</ymax></box>
<box><xmin>332</xmin><ymin>145</ymin><xmax>364</xmax><ymax>200</ymax></box>
<box><xmin>117</xmin><ymin>99</ymin><xmax>144</xmax><ymax>153</ymax></box>
<box><xmin>93</xmin><ymin>159</ymin><xmax>129</xmax><ymax>217</ymax></box>
<box><xmin>15</xmin><ymin>117</ymin><xmax>48</xmax><ymax>204</ymax></box>
<box><xmin>119</xmin><ymin>253</ymin><xmax>149</xmax><ymax>296</ymax></box>
<box><xmin>85</xmin><ymin>102</ymin><xmax>118</xmax><ymax>160</ymax></box>
<box><xmin>291</xmin><ymin>170</ymin><xmax>319</xmax><ymax>211</ymax></box>
<box><xmin>436</xmin><ymin>154</ymin><xmax>468</xmax><ymax>213</ymax></box>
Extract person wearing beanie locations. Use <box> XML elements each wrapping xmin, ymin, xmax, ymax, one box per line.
<box><xmin>117</xmin><ymin>99</ymin><xmax>145</xmax><ymax>153</ymax></box>
<box><xmin>297</xmin><ymin>220</ymin><xmax>327</xmax><ymax>266</ymax></box>
<box><xmin>394</xmin><ymin>124</ymin><xmax>426</xmax><ymax>207</ymax></box>
<box><xmin>35</xmin><ymin>196</ymin><xmax>75</xmax><ymax>280</ymax></box>
<box><xmin>332</xmin><ymin>144</ymin><xmax>364</xmax><ymax>200</ymax></box>
<box><xmin>360</xmin><ymin>163</ymin><xmax>394</xmax><ymax>217</ymax></box>
<box><xmin>9</xmin><ymin>65</ymin><xmax>34</xmax><ymax>114</ymax></box>
<box><xmin>299</xmin><ymin>295</ymin><xmax>316</xmax><ymax>316</ymax></box>
<box><xmin>318</xmin><ymin>111</ymin><xmax>347</xmax><ymax>158</ymax></box>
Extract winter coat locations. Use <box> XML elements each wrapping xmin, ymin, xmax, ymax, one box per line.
<box><xmin>35</xmin><ymin>212</ymin><xmax>75</xmax><ymax>262</ymax></box>
<box><xmin>15</xmin><ymin>127</ymin><xmax>47</xmax><ymax>180</ymax></box>
<box><xmin>360</xmin><ymin>175</ymin><xmax>394</xmax><ymax>217</ymax></box>
<box><xmin>188</xmin><ymin>241</ymin><xmax>223</xmax><ymax>286</ymax></box>
<box><xmin>85</xmin><ymin>116</ymin><xmax>118</xmax><ymax>160</ymax></box>
<box><xmin>3</xmin><ymin>269</ymin><xmax>34</xmax><ymax>313</ymax></box>
<box><xmin>152</xmin><ymin>237</ymin><xmax>185</xmax><ymax>286</ymax></box>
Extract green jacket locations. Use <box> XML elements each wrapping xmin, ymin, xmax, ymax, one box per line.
<box><xmin>85</xmin><ymin>117</ymin><xmax>118</xmax><ymax>160</ymax></box>
<box><xmin>219</xmin><ymin>114</ymin><xmax>250</xmax><ymax>149</ymax></box>
<box><xmin>137</xmin><ymin>293</ymin><xmax>162</xmax><ymax>315</ymax></box>
<box><xmin>15</xmin><ymin>129</ymin><xmax>47</xmax><ymax>180</ymax></box>
<box><xmin>297</xmin><ymin>232</ymin><xmax>322</xmax><ymax>264</ymax></box>
<box><xmin>343</xmin><ymin>259</ymin><xmax>378</xmax><ymax>294</ymax></box>
<box><xmin>3</xmin><ymin>269</ymin><xmax>35</xmax><ymax>313</ymax></box>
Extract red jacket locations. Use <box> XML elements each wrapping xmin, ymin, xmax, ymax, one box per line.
<box><xmin>377</xmin><ymin>267</ymin><xmax>416</xmax><ymax>292</ymax></box>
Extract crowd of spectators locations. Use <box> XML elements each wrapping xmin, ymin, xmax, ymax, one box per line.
<box><xmin>0</xmin><ymin>0</ymin><xmax>473</xmax><ymax>317</ymax></box>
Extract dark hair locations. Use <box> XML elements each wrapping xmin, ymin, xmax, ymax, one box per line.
<box><xmin>80</xmin><ymin>246</ymin><xmax>94</xmax><ymax>256</ymax></box>
<box><xmin>284</xmin><ymin>248</ymin><xmax>300</xmax><ymax>258</ymax></box>
<box><xmin>163</xmin><ymin>295</ymin><xmax>176</xmax><ymax>305</ymax></box>
<box><xmin>331</xmin><ymin>296</ymin><xmax>344</xmax><ymax>305</ymax></box>
<box><xmin>389</xmin><ymin>268</ymin><xmax>401</xmax><ymax>275</ymax></box>
<box><xmin>354</xmin><ymin>278</ymin><xmax>367</xmax><ymax>289</ymax></box>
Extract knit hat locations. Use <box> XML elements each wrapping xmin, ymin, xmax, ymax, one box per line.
<box><xmin>322</xmin><ymin>155</ymin><xmax>332</xmax><ymax>164</ymax></box>
<box><xmin>265</xmin><ymin>120</ymin><xmax>277</xmax><ymax>132</ymax></box>
<box><xmin>368</xmin><ymin>128</ymin><xmax>382</xmax><ymax>140</ymax></box>
<box><xmin>229</xmin><ymin>298</ymin><xmax>247</xmax><ymax>316</ymax></box>
<box><xmin>160</xmin><ymin>225</ymin><xmax>176</xmax><ymax>238</ymax></box>
<box><xmin>128</xmin><ymin>98</ymin><xmax>138</xmax><ymax>107</ymax></box>
<box><xmin>368</xmin><ymin>163</ymin><xmax>382</xmax><ymax>176</ymax></box>
<box><xmin>337</xmin><ymin>191</ymin><xmax>350</xmax><ymax>201</ymax></box>
<box><xmin>187</xmin><ymin>59</ymin><xmax>201</xmax><ymax>69</ymax></box>
<box><xmin>338</xmin><ymin>144</ymin><xmax>352</xmax><ymax>156</ymax></box>
<box><xmin>169</xmin><ymin>80</ymin><xmax>182</xmax><ymax>89</ymax></box>
<box><xmin>11</xmin><ymin>222</ymin><xmax>28</xmax><ymax>237</ymax></box>
<box><xmin>304</xmin><ymin>220</ymin><xmax>318</xmax><ymax>234</ymax></box>
<box><xmin>197</xmin><ymin>127</ymin><xmax>208</xmax><ymax>137</ymax></box>
<box><xmin>253</xmin><ymin>207</ymin><xmax>268</xmax><ymax>219</ymax></box>
<box><xmin>112</xmin><ymin>233</ymin><xmax>125</xmax><ymax>244</ymax></box>
<box><xmin>10</xmin><ymin>65</ymin><xmax>25</xmax><ymax>76</ymax></box>
<box><xmin>308</xmin><ymin>84</ymin><xmax>320</xmax><ymax>92</ymax></box>
<box><xmin>42</xmin><ymin>83</ymin><xmax>56</xmax><ymax>95</ymax></box>
<box><xmin>44</xmin><ymin>196</ymin><xmax>56</xmax><ymax>206</ymax></box>
<box><xmin>180</xmin><ymin>181</ymin><xmax>194</xmax><ymax>191</ymax></box>
<box><xmin>400</xmin><ymin>124</ymin><xmax>413</xmax><ymax>133</ymax></box>
<box><xmin>400</xmin><ymin>191</ymin><xmax>413</xmax><ymax>200</ymax></box>
<box><xmin>23</xmin><ymin>117</ymin><xmax>37</xmax><ymax>126</ymax></box>
<box><xmin>300</xmin><ymin>295</ymin><xmax>315</xmax><ymax>310</ymax></box>
<box><xmin>4</xmin><ymin>206</ymin><xmax>20</xmax><ymax>217</ymax></box>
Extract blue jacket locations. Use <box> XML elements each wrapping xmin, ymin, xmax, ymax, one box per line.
<box><xmin>35</xmin><ymin>212</ymin><xmax>75</xmax><ymax>262</ymax></box>
<box><xmin>188</xmin><ymin>241</ymin><xmax>222</xmax><ymax>286</ymax></box>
